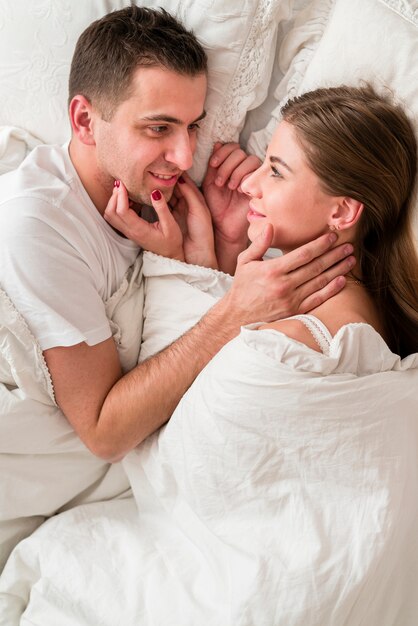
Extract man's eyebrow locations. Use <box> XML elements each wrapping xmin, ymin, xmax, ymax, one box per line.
<box><xmin>141</xmin><ymin>110</ymin><xmax>207</xmax><ymax>124</ymax></box>
<box><xmin>270</xmin><ymin>155</ymin><xmax>293</xmax><ymax>173</ymax></box>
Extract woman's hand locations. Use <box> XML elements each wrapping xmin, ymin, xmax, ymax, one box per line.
<box><xmin>202</xmin><ymin>142</ymin><xmax>261</xmax><ymax>274</ymax></box>
<box><xmin>103</xmin><ymin>181</ymin><xmax>184</xmax><ymax>261</ymax></box>
<box><xmin>171</xmin><ymin>173</ymin><xmax>218</xmax><ymax>269</ymax></box>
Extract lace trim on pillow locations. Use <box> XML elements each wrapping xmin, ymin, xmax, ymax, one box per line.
<box><xmin>247</xmin><ymin>0</ymin><xmax>336</xmax><ymax>158</ymax></box>
<box><xmin>291</xmin><ymin>313</ymin><xmax>332</xmax><ymax>355</ymax></box>
<box><xmin>212</xmin><ymin>0</ymin><xmax>290</xmax><ymax>142</ymax></box>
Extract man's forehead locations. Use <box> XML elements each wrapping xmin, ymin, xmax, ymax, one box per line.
<box><xmin>131</xmin><ymin>65</ymin><xmax>207</xmax><ymax>95</ymax></box>
<box><xmin>126</xmin><ymin>66</ymin><xmax>207</xmax><ymax>121</ymax></box>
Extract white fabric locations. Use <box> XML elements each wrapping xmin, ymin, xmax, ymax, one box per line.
<box><xmin>1</xmin><ymin>1</ymin><xmax>418</xmax><ymax>621</ymax></box>
<box><xmin>1</xmin><ymin>252</ymin><xmax>417</xmax><ymax>623</ymax></box>
<box><xmin>0</xmin><ymin>255</ymin><xmax>144</xmax><ymax>571</ymax></box>
<box><xmin>140</xmin><ymin>251</ymin><xmax>232</xmax><ymax>361</ymax></box>
<box><xmin>0</xmin><ymin>0</ymin><xmax>131</xmax><ymax>147</ymax></box>
<box><xmin>0</xmin><ymin>126</ymin><xmax>42</xmax><ymax>175</ymax></box>
<box><xmin>240</xmin><ymin>0</ymin><xmax>311</xmax><ymax>147</ymax></box>
<box><xmin>247</xmin><ymin>0</ymin><xmax>418</xmax><ymax>242</ymax></box>
<box><xmin>2</xmin><ymin>315</ymin><xmax>418</xmax><ymax>625</ymax></box>
<box><xmin>126</xmin><ymin>322</ymin><xmax>418</xmax><ymax>625</ymax></box>
<box><xmin>0</xmin><ymin>143</ymin><xmax>139</xmax><ymax>350</ymax></box>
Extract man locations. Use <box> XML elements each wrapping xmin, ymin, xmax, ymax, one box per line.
<box><xmin>0</xmin><ymin>6</ymin><xmax>353</xmax><ymax>565</ymax></box>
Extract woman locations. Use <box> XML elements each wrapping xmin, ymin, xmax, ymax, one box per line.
<box><xmin>243</xmin><ymin>85</ymin><xmax>418</xmax><ymax>359</ymax></box>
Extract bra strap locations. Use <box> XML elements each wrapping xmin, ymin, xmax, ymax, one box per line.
<box><xmin>290</xmin><ymin>314</ymin><xmax>332</xmax><ymax>355</ymax></box>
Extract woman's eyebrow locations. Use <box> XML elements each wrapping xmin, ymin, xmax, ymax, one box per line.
<box><xmin>270</xmin><ymin>155</ymin><xmax>293</xmax><ymax>173</ymax></box>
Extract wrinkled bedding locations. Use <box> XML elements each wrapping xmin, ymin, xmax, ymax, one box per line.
<box><xmin>0</xmin><ymin>256</ymin><xmax>144</xmax><ymax>570</ymax></box>
<box><xmin>1</xmin><ymin>254</ymin><xmax>418</xmax><ymax>625</ymax></box>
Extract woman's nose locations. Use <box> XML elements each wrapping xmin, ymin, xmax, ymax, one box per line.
<box><xmin>240</xmin><ymin>168</ymin><xmax>262</xmax><ymax>198</ymax></box>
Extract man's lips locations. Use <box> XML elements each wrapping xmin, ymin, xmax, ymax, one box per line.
<box><xmin>148</xmin><ymin>171</ymin><xmax>180</xmax><ymax>187</ymax></box>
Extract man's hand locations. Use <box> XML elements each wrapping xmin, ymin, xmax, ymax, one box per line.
<box><xmin>202</xmin><ymin>142</ymin><xmax>261</xmax><ymax>274</ymax></box>
<box><xmin>219</xmin><ymin>225</ymin><xmax>357</xmax><ymax>325</ymax></box>
<box><xmin>104</xmin><ymin>181</ymin><xmax>184</xmax><ymax>261</ymax></box>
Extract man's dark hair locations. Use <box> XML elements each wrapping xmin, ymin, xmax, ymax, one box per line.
<box><xmin>68</xmin><ymin>5</ymin><xmax>207</xmax><ymax>118</ymax></box>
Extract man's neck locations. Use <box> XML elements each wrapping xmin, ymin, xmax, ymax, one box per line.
<box><xmin>68</xmin><ymin>139</ymin><xmax>110</xmax><ymax>216</ymax></box>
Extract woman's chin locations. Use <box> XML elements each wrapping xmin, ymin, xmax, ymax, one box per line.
<box><xmin>247</xmin><ymin>221</ymin><xmax>266</xmax><ymax>243</ymax></box>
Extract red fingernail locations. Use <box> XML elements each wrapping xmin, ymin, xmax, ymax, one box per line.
<box><xmin>178</xmin><ymin>176</ymin><xmax>185</xmax><ymax>184</ymax></box>
<box><xmin>114</xmin><ymin>180</ymin><xmax>120</xmax><ymax>188</ymax></box>
<box><xmin>151</xmin><ymin>189</ymin><xmax>161</xmax><ymax>201</ymax></box>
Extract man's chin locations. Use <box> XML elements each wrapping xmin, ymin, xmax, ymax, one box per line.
<box><xmin>129</xmin><ymin>187</ymin><xmax>173</xmax><ymax>206</ymax></box>
<box><xmin>158</xmin><ymin>187</ymin><xmax>174</xmax><ymax>202</ymax></box>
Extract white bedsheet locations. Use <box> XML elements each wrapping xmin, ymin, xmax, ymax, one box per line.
<box><xmin>1</xmin><ymin>254</ymin><xmax>418</xmax><ymax>625</ymax></box>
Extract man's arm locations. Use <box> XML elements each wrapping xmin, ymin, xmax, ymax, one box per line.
<box><xmin>44</xmin><ymin>227</ymin><xmax>355</xmax><ymax>462</ymax></box>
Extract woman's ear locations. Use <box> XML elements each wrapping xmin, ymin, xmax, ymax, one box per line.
<box><xmin>69</xmin><ymin>95</ymin><xmax>96</xmax><ymax>146</ymax></box>
<box><xmin>328</xmin><ymin>197</ymin><xmax>364</xmax><ymax>232</ymax></box>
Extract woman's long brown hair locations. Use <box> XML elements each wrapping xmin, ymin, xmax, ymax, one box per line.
<box><xmin>282</xmin><ymin>85</ymin><xmax>418</xmax><ymax>357</ymax></box>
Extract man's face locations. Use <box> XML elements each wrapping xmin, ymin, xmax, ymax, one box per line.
<box><xmin>92</xmin><ymin>66</ymin><xmax>207</xmax><ymax>205</ymax></box>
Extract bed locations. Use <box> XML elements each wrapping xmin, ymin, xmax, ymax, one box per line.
<box><xmin>0</xmin><ymin>1</ymin><xmax>418</xmax><ymax>624</ymax></box>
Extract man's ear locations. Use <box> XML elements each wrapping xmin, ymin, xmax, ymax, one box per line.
<box><xmin>328</xmin><ymin>197</ymin><xmax>364</xmax><ymax>232</ymax></box>
<box><xmin>69</xmin><ymin>95</ymin><xmax>96</xmax><ymax>146</ymax></box>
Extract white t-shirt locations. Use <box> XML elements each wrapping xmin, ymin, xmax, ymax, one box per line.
<box><xmin>0</xmin><ymin>143</ymin><xmax>140</xmax><ymax>350</ymax></box>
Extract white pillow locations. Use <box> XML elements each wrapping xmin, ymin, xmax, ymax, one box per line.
<box><xmin>0</xmin><ymin>1</ymin><xmax>129</xmax><ymax>146</ymax></box>
<box><xmin>247</xmin><ymin>0</ymin><xmax>418</xmax><ymax>241</ymax></box>
<box><xmin>0</xmin><ymin>0</ymin><xmax>291</xmax><ymax>183</ymax></box>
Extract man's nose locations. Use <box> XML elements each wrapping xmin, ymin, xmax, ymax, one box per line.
<box><xmin>165</xmin><ymin>133</ymin><xmax>194</xmax><ymax>170</ymax></box>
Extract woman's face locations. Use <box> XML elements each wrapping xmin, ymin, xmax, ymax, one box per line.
<box><xmin>241</xmin><ymin>121</ymin><xmax>338</xmax><ymax>253</ymax></box>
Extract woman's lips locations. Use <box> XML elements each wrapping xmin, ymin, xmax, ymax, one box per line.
<box><xmin>247</xmin><ymin>206</ymin><xmax>266</xmax><ymax>221</ymax></box>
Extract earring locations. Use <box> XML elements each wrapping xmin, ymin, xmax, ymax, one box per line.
<box><xmin>328</xmin><ymin>224</ymin><xmax>340</xmax><ymax>232</ymax></box>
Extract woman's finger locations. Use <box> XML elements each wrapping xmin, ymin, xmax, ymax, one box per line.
<box><xmin>103</xmin><ymin>188</ymin><xmax>118</xmax><ymax>219</ymax></box>
<box><xmin>175</xmin><ymin>176</ymin><xmax>209</xmax><ymax>216</ymax></box>
<box><xmin>214</xmin><ymin>149</ymin><xmax>248</xmax><ymax>187</ymax></box>
<box><xmin>209</xmin><ymin>142</ymin><xmax>240</xmax><ymax>167</ymax></box>
<box><xmin>150</xmin><ymin>189</ymin><xmax>179</xmax><ymax>235</ymax></box>
<box><xmin>112</xmin><ymin>180</ymin><xmax>131</xmax><ymax>217</ymax></box>
<box><xmin>178</xmin><ymin>172</ymin><xmax>205</xmax><ymax>201</ymax></box>
<box><xmin>228</xmin><ymin>155</ymin><xmax>262</xmax><ymax>190</ymax></box>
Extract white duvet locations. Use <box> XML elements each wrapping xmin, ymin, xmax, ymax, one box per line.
<box><xmin>1</xmin><ymin>253</ymin><xmax>418</xmax><ymax>625</ymax></box>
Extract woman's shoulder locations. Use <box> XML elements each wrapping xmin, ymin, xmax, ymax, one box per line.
<box><xmin>258</xmin><ymin>317</ymin><xmax>325</xmax><ymax>353</ymax></box>
<box><xmin>311</xmin><ymin>285</ymin><xmax>385</xmax><ymax>337</ymax></box>
<box><xmin>259</xmin><ymin>286</ymin><xmax>385</xmax><ymax>352</ymax></box>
